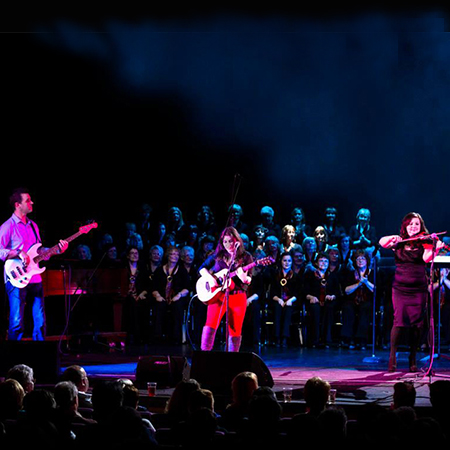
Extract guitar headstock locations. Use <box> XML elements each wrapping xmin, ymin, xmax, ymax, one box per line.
<box><xmin>79</xmin><ymin>222</ymin><xmax>98</xmax><ymax>234</ymax></box>
<box><xmin>256</xmin><ymin>256</ymin><xmax>275</xmax><ymax>266</ymax></box>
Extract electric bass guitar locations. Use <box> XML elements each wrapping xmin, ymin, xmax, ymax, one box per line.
<box><xmin>196</xmin><ymin>256</ymin><xmax>274</xmax><ymax>304</ymax></box>
<box><xmin>5</xmin><ymin>222</ymin><xmax>98</xmax><ymax>288</ymax></box>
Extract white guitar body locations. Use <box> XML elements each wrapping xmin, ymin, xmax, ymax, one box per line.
<box><xmin>196</xmin><ymin>267</ymin><xmax>236</xmax><ymax>304</ymax></box>
<box><xmin>4</xmin><ymin>221</ymin><xmax>98</xmax><ymax>289</ymax></box>
<box><xmin>5</xmin><ymin>243</ymin><xmax>45</xmax><ymax>288</ymax></box>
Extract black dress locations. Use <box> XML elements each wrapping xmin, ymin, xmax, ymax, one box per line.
<box><xmin>392</xmin><ymin>244</ymin><xmax>428</xmax><ymax>328</ymax></box>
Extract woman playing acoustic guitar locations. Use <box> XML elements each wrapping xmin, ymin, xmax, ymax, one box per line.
<box><xmin>199</xmin><ymin>226</ymin><xmax>253</xmax><ymax>352</ymax></box>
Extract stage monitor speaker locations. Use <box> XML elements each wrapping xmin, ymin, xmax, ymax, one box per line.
<box><xmin>0</xmin><ymin>340</ymin><xmax>60</xmax><ymax>384</ymax></box>
<box><xmin>189</xmin><ymin>351</ymin><xmax>273</xmax><ymax>394</ymax></box>
<box><xmin>135</xmin><ymin>355</ymin><xmax>190</xmax><ymax>389</ymax></box>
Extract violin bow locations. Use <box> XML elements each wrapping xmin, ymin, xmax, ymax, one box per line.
<box><xmin>399</xmin><ymin>231</ymin><xmax>447</xmax><ymax>244</ymax></box>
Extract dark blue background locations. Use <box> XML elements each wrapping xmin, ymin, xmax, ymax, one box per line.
<box><xmin>2</xmin><ymin>7</ymin><xmax>449</xmax><ymax>245</ymax></box>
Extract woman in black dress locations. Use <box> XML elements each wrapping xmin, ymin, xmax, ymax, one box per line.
<box><xmin>380</xmin><ymin>212</ymin><xmax>445</xmax><ymax>372</ymax></box>
<box><xmin>270</xmin><ymin>252</ymin><xmax>299</xmax><ymax>347</ymax></box>
<box><xmin>304</xmin><ymin>252</ymin><xmax>340</xmax><ymax>348</ymax></box>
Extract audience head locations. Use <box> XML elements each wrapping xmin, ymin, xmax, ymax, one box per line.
<box><xmin>91</xmin><ymin>380</ymin><xmax>124</xmax><ymax>421</ymax></box>
<box><xmin>6</xmin><ymin>364</ymin><xmax>35</xmax><ymax>393</ymax></box>
<box><xmin>76</xmin><ymin>244</ymin><xmax>92</xmax><ymax>261</ymax></box>
<box><xmin>188</xmin><ymin>388</ymin><xmax>215</xmax><ymax>414</ymax></box>
<box><xmin>149</xmin><ymin>244</ymin><xmax>164</xmax><ymax>264</ymax></box>
<box><xmin>313</xmin><ymin>226</ymin><xmax>328</xmax><ymax>244</ymax></box>
<box><xmin>356</xmin><ymin>208</ymin><xmax>371</xmax><ymax>227</ymax></box>
<box><xmin>302</xmin><ymin>236</ymin><xmax>317</xmax><ymax>254</ymax></box>
<box><xmin>166</xmin><ymin>379</ymin><xmax>201</xmax><ymax>419</ymax></box>
<box><xmin>281</xmin><ymin>224</ymin><xmax>296</xmax><ymax>244</ymax></box>
<box><xmin>231</xmin><ymin>371</ymin><xmax>259</xmax><ymax>405</ymax></box>
<box><xmin>429</xmin><ymin>380</ymin><xmax>450</xmax><ymax>411</ymax></box>
<box><xmin>324</xmin><ymin>207</ymin><xmax>338</xmax><ymax>224</ymax></box>
<box><xmin>260</xmin><ymin>206</ymin><xmax>275</xmax><ymax>225</ymax></box>
<box><xmin>303</xmin><ymin>376</ymin><xmax>331</xmax><ymax>416</ymax></box>
<box><xmin>60</xmin><ymin>364</ymin><xmax>89</xmax><ymax>393</ymax></box>
<box><xmin>54</xmin><ymin>381</ymin><xmax>79</xmax><ymax>411</ymax></box>
<box><xmin>351</xmin><ymin>248</ymin><xmax>370</xmax><ymax>269</ymax></box>
<box><xmin>291</xmin><ymin>207</ymin><xmax>305</xmax><ymax>224</ymax></box>
<box><xmin>180</xmin><ymin>246</ymin><xmax>195</xmax><ymax>265</ymax></box>
<box><xmin>0</xmin><ymin>378</ymin><xmax>25</xmax><ymax>420</ymax></box>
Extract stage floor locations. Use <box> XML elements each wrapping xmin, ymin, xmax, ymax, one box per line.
<box><xmin>59</xmin><ymin>341</ymin><xmax>450</xmax><ymax>410</ymax></box>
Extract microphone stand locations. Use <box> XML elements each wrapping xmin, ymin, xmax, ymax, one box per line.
<box><xmin>221</xmin><ymin>245</ymin><xmax>239</xmax><ymax>352</ymax></box>
<box><xmin>363</xmin><ymin>245</ymin><xmax>381</xmax><ymax>365</ymax></box>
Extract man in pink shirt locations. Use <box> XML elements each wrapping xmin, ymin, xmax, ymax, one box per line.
<box><xmin>0</xmin><ymin>187</ymin><xmax>68</xmax><ymax>340</ymax></box>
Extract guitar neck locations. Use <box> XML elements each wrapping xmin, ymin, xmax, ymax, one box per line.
<box><xmin>34</xmin><ymin>231</ymin><xmax>83</xmax><ymax>263</ymax></box>
<box><xmin>229</xmin><ymin>261</ymin><xmax>258</xmax><ymax>278</ymax></box>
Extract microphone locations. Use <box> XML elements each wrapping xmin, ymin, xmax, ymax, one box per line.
<box><xmin>234</xmin><ymin>242</ymin><xmax>241</xmax><ymax>250</ymax></box>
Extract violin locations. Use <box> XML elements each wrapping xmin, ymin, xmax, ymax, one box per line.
<box><xmin>399</xmin><ymin>231</ymin><xmax>450</xmax><ymax>252</ymax></box>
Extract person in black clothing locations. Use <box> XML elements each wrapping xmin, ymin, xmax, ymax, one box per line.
<box><xmin>380</xmin><ymin>212</ymin><xmax>445</xmax><ymax>372</ymax></box>
<box><xmin>151</xmin><ymin>246</ymin><xmax>190</xmax><ymax>344</ymax></box>
<box><xmin>341</xmin><ymin>249</ymin><xmax>374</xmax><ymax>350</ymax></box>
<box><xmin>304</xmin><ymin>252</ymin><xmax>340</xmax><ymax>348</ymax></box>
<box><xmin>270</xmin><ymin>252</ymin><xmax>299</xmax><ymax>347</ymax></box>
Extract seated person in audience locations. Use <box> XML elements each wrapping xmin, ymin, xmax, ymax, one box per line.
<box><xmin>263</xmin><ymin>235</ymin><xmax>281</xmax><ymax>264</ymax></box>
<box><xmin>6</xmin><ymin>364</ymin><xmax>35</xmax><ymax>394</ymax></box>
<box><xmin>270</xmin><ymin>252</ymin><xmax>299</xmax><ymax>347</ymax></box>
<box><xmin>166</xmin><ymin>206</ymin><xmax>189</xmax><ymax>247</ymax></box>
<box><xmin>151</xmin><ymin>246</ymin><xmax>190</xmax><ymax>344</ymax></box>
<box><xmin>137</xmin><ymin>202</ymin><xmax>153</xmax><ymax>251</ymax></box>
<box><xmin>161</xmin><ymin>379</ymin><xmax>201</xmax><ymax>427</ymax></box>
<box><xmin>250</xmin><ymin>224</ymin><xmax>268</xmax><ymax>254</ymax></box>
<box><xmin>146</xmin><ymin>244</ymin><xmax>164</xmax><ymax>287</ymax></box>
<box><xmin>349</xmin><ymin>208</ymin><xmax>377</xmax><ymax>252</ymax></box>
<box><xmin>196</xmin><ymin>205</ymin><xmax>217</xmax><ymax>240</ymax></box>
<box><xmin>391</xmin><ymin>382</ymin><xmax>416</xmax><ymax>410</ymax></box>
<box><xmin>121</xmin><ymin>383</ymin><xmax>156</xmax><ymax>434</ymax></box>
<box><xmin>338</xmin><ymin>233</ymin><xmax>354</xmax><ymax>270</ymax></box>
<box><xmin>74</xmin><ymin>244</ymin><xmax>92</xmax><ymax>261</ymax></box>
<box><xmin>221</xmin><ymin>372</ymin><xmax>259</xmax><ymax>431</ymax></box>
<box><xmin>227</xmin><ymin>203</ymin><xmax>249</xmax><ymax>235</ymax></box>
<box><xmin>259</xmin><ymin>205</ymin><xmax>282</xmax><ymax>239</ymax></box>
<box><xmin>291</xmin><ymin>246</ymin><xmax>306</xmax><ymax>276</ymax></box>
<box><xmin>243</xmin><ymin>256</ymin><xmax>267</xmax><ymax>348</ymax></box>
<box><xmin>101</xmin><ymin>243</ymin><xmax>122</xmax><ymax>267</ymax></box>
<box><xmin>304</xmin><ymin>253</ymin><xmax>340</xmax><ymax>348</ymax></box>
<box><xmin>180</xmin><ymin>246</ymin><xmax>198</xmax><ymax>313</ymax></box>
<box><xmin>313</xmin><ymin>226</ymin><xmax>330</xmax><ymax>253</ymax></box>
<box><xmin>291</xmin><ymin>207</ymin><xmax>312</xmax><ymax>243</ymax></box>
<box><xmin>124</xmin><ymin>222</ymin><xmax>144</xmax><ymax>253</ymax></box>
<box><xmin>183</xmin><ymin>224</ymin><xmax>199</xmax><ymax>250</ymax></box>
<box><xmin>123</xmin><ymin>246</ymin><xmax>149</xmax><ymax>345</ymax></box>
<box><xmin>281</xmin><ymin>224</ymin><xmax>298</xmax><ymax>253</ymax></box>
<box><xmin>53</xmin><ymin>380</ymin><xmax>97</xmax><ymax>439</ymax></box>
<box><xmin>194</xmin><ymin>234</ymin><xmax>216</xmax><ymax>267</ymax></box>
<box><xmin>303</xmin><ymin>376</ymin><xmax>331</xmax><ymax>417</ymax></box>
<box><xmin>302</xmin><ymin>236</ymin><xmax>317</xmax><ymax>270</ymax></box>
<box><xmin>240</xmin><ymin>232</ymin><xmax>250</xmax><ymax>251</ymax></box>
<box><xmin>327</xmin><ymin>247</ymin><xmax>342</xmax><ymax>276</ymax></box>
<box><xmin>341</xmin><ymin>249</ymin><xmax>374</xmax><ymax>350</ymax></box>
<box><xmin>150</xmin><ymin>222</ymin><xmax>166</xmax><ymax>248</ymax></box>
<box><xmin>0</xmin><ymin>378</ymin><xmax>25</xmax><ymax>421</ymax></box>
<box><xmin>322</xmin><ymin>207</ymin><xmax>346</xmax><ymax>246</ymax></box>
<box><xmin>60</xmin><ymin>365</ymin><xmax>92</xmax><ymax>409</ymax></box>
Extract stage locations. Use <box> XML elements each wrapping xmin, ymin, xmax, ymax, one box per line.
<box><xmin>56</xmin><ymin>341</ymin><xmax>450</xmax><ymax>414</ymax></box>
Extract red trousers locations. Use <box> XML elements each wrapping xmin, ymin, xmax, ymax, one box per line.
<box><xmin>205</xmin><ymin>292</ymin><xmax>247</xmax><ymax>337</ymax></box>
